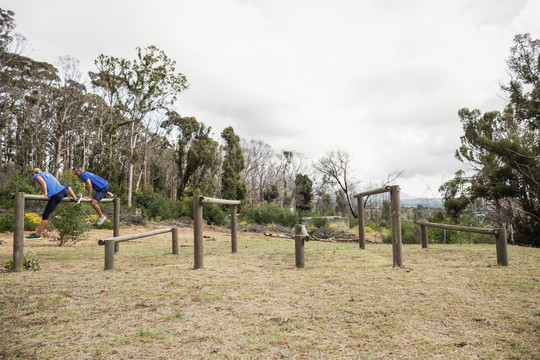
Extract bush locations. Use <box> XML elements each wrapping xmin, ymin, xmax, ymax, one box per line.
<box><xmin>401</xmin><ymin>220</ymin><xmax>418</xmax><ymax>244</ymax></box>
<box><xmin>48</xmin><ymin>171</ymin><xmax>90</xmax><ymax>246</ymax></box>
<box><xmin>241</xmin><ymin>203</ymin><xmax>299</xmax><ymax>227</ymax></box>
<box><xmin>203</xmin><ymin>203</ymin><xmax>226</xmax><ymax>225</ymax></box>
<box><xmin>0</xmin><ymin>214</ymin><xmax>14</xmax><ymax>232</ymax></box>
<box><xmin>311</xmin><ymin>213</ymin><xmax>328</xmax><ymax>228</ymax></box>
<box><xmin>4</xmin><ymin>255</ymin><xmax>41</xmax><ymax>272</ymax></box>
<box><xmin>24</xmin><ymin>213</ymin><xmax>41</xmax><ymax>231</ymax></box>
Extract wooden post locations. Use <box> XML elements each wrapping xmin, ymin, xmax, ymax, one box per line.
<box><xmin>172</xmin><ymin>227</ymin><xmax>178</xmax><ymax>255</ymax></box>
<box><xmin>193</xmin><ymin>196</ymin><xmax>203</xmax><ymax>269</ymax></box>
<box><xmin>13</xmin><ymin>192</ymin><xmax>24</xmax><ymax>272</ymax></box>
<box><xmin>104</xmin><ymin>239</ymin><xmax>115</xmax><ymax>270</ymax></box>
<box><xmin>230</xmin><ymin>204</ymin><xmax>238</xmax><ymax>253</ymax></box>
<box><xmin>495</xmin><ymin>227</ymin><xmax>508</xmax><ymax>266</ymax></box>
<box><xmin>295</xmin><ymin>235</ymin><xmax>305</xmax><ymax>268</ymax></box>
<box><xmin>113</xmin><ymin>198</ymin><xmax>120</xmax><ymax>253</ymax></box>
<box><xmin>357</xmin><ymin>196</ymin><xmax>365</xmax><ymax>249</ymax></box>
<box><xmin>420</xmin><ymin>224</ymin><xmax>428</xmax><ymax>248</ymax></box>
<box><xmin>389</xmin><ymin>186</ymin><xmax>403</xmax><ymax>268</ymax></box>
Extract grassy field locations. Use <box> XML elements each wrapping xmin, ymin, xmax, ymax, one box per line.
<box><xmin>1</xmin><ymin>226</ymin><xmax>539</xmax><ymax>359</ymax></box>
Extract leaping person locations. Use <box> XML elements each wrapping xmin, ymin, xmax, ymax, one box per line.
<box><xmin>74</xmin><ymin>167</ymin><xmax>113</xmax><ymax>225</ymax></box>
<box><xmin>26</xmin><ymin>168</ymin><xmax>82</xmax><ymax>240</ymax></box>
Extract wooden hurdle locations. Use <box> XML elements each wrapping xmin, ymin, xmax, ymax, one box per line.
<box><xmin>353</xmin><ymin>185</ymin><xmax>403</xmax><ymax>268</ymax></box>
<box><xmin>10</xmin><ymin>192</ymin><xmax>119</xmax><ymax>272</ymax></box>
<box><xmin>416</xmin><ymin>220</ymin><xmax>508</xmax><ymax>266</ymax></box>
<box><xmin>193</xmin><ymin>196</ymin><xmax>241</xmax><ymax>270</ymax></box>
<box><xmin>98</xmin><ymin>227</ymin><xmax>179</xmax><ymax>270</ymax></box>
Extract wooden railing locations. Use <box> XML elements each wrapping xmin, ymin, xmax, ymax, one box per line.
<box><xmin>98</xmin><ymin>227</ymin><xmax>178</xmax><ymax>270</ymax></box>
<box><xmin>415</xmin><ymin>220</ymin><xmax>508</xmax><ymax>266</ymax></box>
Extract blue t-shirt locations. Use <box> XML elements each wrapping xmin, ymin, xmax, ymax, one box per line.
<box><xmin>80</xmin><ymin>171</ymin><xmax>108</xmax><ymax>191</ymax></box>
<box><xmin>34</xmin><ymin>172</ymin><xmax>64</xmax><ymax>198</ymax></box>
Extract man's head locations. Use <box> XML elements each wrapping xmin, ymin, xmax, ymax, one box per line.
<box><xmin>74</xmin><ymin>167</ymin><xmax>84</xmax><ymax>178</ymax></box>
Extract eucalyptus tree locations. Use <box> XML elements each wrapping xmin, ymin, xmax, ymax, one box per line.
<box><xmin>89</xmin><ymin>46</ymin><xmax>188</xmax><ymax>206</ymax></box>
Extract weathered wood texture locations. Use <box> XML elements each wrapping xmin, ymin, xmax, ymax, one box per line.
<box><xmin>199</xmin><ymin>196</ymin><xmax>241</xmax><ymax>205</ymax></box>
<box><xmin>113</xmin><ymin>198</ymin><xmax>120</xmax><ymax>253</ymax></box>
<box><xmin>99</xmin><ymin>228</ymin><xmax>173</xmax><ymax>243</ymax></box>
<box><xmin>104</xmin><ymin>239</ymin><xmax>115</xmax><ymax>270</ymax></box>
<box><xmin>193</xmin><ymin>197</ymin><xmax>204</xmax><ymax>269</ymax></box>
<box><xmin>353</xmin><ymin>186</ymin><xmax>390</xmax><ymax>198</ymax></box>
<box><xmin>357</xmin><ymin>196</ymin><xmax>365</xmax><ymax>249</ymax></box>
<box><xmin>14</xmin><ymin>193</ymin><xmax>114</xmax><ymax>203</ymax></box>
<box><xmin>415</xmin><ymin>220</ymin><xmax>497</xmax><ymax>235</ymax></box>
<box><xmin>13</xmin><ymin>192</ymin><xmax>24</xmax><ymax>272</ymax></box>
<box><xmin>389</xmin><ymin>186</ymin><xmax>403</xmax><ymax>268</ymax></box>
<box><xmin>231</xmin><ymin>205</ymin><xmax>238</xmax><ymax>253</ymax></box>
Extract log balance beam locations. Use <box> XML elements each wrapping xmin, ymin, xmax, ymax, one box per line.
<box><xmin>98</xmin><ymin>227</ymin><xmax>179</xmax><ymax>270</ymax></box>
<box><xmin>416</xmin><ymin>220</ymin><xmax>508</xmax><ymax>266</ymax></box>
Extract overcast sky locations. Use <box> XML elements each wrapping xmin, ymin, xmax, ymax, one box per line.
<box><xmin>3</xmin><ymin>0</ymin><xmax>540</xmax><ymax>197</ymax></box>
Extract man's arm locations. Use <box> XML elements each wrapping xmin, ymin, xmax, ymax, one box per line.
<box><xmin>85</xmin><ymin>179</ymin><xmax>93</xmax><ymax>198</ymax></box>
<box><xmin>35</xmin><ymin>176</ymin><xmax>48</xmax><ymax>197</ymax></box>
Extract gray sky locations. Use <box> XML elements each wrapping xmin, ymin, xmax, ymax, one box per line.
<box><xmin>3</xmin><ymin>0</ymin><xmax>540</xmax><ymax>197</ymax></box>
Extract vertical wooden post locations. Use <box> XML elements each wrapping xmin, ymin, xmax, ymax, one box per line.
<box><xmin>231</xmin><ymin>204</ymin><xmax>238</xmax><ymax>253</ymax></box>
<box><xmin>357</xmin><ymin>196</ymin><xmax>365</xmax><ymax>249</ymax></box>
<box><xmin>295</xmin><ymin>235</ymin><xmax>305</xmax><ymax>268</ymax></box>
<box><xmin>495</xmin><ymin>227</ymin><xmax>508</xmax><ymax>266</ymax></box>
<box><xmin>104</xmin><ymin>239</ymin><xmax>115</xmax><ymax>270</ymax></box>
<box><xmin>172</xmin><ymin>227</ymin><xmax>178</xmax><ymax>255</ymax></box>
<box><xmin>113</xmin><ymin>198</ymin><xmax>120</xmax><ymax>253</ymax></box>
<box><xmin>389</xmin><ymin>186</ymin><xmax>403</xmax><ymax>268</ymax></box>
<box><xmin>420</xmin><ymin>224</ymin><xmax>428</xmax><ymax>248</ymax></box>
<box><xmin>13</xmin><ymin>192</ymin><xmax>25</xmax><ymax>272</ymax></box>
<box><xmin>193</xmin><ymin>196</ymin><xmax>203</xmax><ymax>269</ymax></box>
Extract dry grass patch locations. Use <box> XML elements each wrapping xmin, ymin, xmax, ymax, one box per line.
<box><xmin>0</xmin><ymin>227</ymin><xmax>539</xmax><ymax>359</ymax></box>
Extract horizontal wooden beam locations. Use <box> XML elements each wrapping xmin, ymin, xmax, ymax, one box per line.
<box><xmin>353</xmin><ymin>186</ymin><xmax>390</xmax><ymax>198</ymax></box>
<box><xmin>198</xmin><ymin>196</ymin><xmax>241</xmax><ymax>205</ymax></box>
<box><xmin>416</xmin><ymin>220</ymin><xmax>497</xmax><ymax>235</ymax></box>
<box><xmin>10</xmin><ymin>193</ymin><xmax>114</xmax><ymax>203</ymax></box>
<box><xmin>98</xmin><ymin>228</ymin><xmax>173</xmax><ymax>245</ymax></box>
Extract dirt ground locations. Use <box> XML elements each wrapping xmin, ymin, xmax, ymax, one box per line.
<box><xmin>0</xmin><ymin>224</ymin><xmax>539</xmax><ymax>359</ymax></box>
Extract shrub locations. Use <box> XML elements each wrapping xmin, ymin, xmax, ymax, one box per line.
<box><xmin>203</xmin><ymin>203</ymin><xmax>226</xmax><ymax>225</ymax></box>
<box><xmin>24</xmin><ymin>213</ymin><xmax>41</xmax><ymax>231</ymax></box>
<box><xmin>4</xmin><ymin>255</ymin><xmax>41</xmax><ymax>271</ymax></box>
<box><xmin>0</xmin><ymin>214</ymin><xmax>14</xmax><ymax>232</ymax></box>
<box><xmin>401</xmin><ymin>220</ymin><xmax>418</xmax><ymax>244</ymax></box>
<box><xmin>241</xmin><ymin>203</ymin><xmax>299</xmax><ymax>227</ymax></box>
<box><xmin>311</xmin><ymin>213</ymin><xmax>328</xmax><ymax>228</ymax></box>
<box><xmin>48</xmin><ymin>171</ymin><xmax>90</xmax><ymax>246</ymax></box>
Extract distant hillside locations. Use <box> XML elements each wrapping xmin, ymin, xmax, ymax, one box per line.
<box><xmin>400</xmin><ymin>197</ymin><xmax>444</xmax><ymax>208</ymax></box>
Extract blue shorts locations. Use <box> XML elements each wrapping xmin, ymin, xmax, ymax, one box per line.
<box><xmin>42</xmin><ymin>183</ymin><xmax>69</xmax><ymax>220</ymax></box>
<box><xmin>94</xmin><ymin>184</ymin><xmax>110</xmax><ymax>202</ymax></box>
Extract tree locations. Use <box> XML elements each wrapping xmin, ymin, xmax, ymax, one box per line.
<box><xmin>263</xmin><ymin>184</ymin><xmax>279</xmax><ymax>203</ymax></box>
<box><xmin>221</xmin><ymin>126</ymin><xmax>246</xmax><ymax>201</ymax></box>
<box><xmin>438</xmin><ymin>170</ymin><xmax>472</xmax><ymax>220</ymax></box>
<box><xmin>314</xmin><ymin>150</ymin><xmax>359</xmax><ymax>218</ymax></box>
<box><xmin>455</xmin><ymin>33</ymin><xmax>540</xmax><ymax>246</ymax></box>
<box><xmin>89</xmin><ymin>46</ymin><xmax>188</xmax><ymax>207</ymax></box>
<box><xmin>294</xmin><ymin>174</ymin><xmax>313</xmax><ymax>212</ymax></box>
<box><xmin>162</xmin><ymin>111</ymin><xmax>218</xmax><ymax>197</ymax></box>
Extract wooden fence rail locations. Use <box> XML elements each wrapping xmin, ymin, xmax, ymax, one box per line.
<box><xmin>193</xmin><ymin>196</ymin><xmax>241</xmax><ymax>270</ymax></box>
<box><xmin>9</xmin><ymin>192</ymin><xmax>120</xmax><ymax>272</ymax></box>
<box><xmin>353</xmin><ymin>185</ymin><xmax>403</xmax><ymax>268</ymax></box>
<box><xmin>415</xmin><ymin>220</ymin><xmax>508</xmax><ymax>266</ymax></box>
<box><xmin>98</xmin><ymin>227</ymin><xmax>178</xmax><ymax>270</ymax></box>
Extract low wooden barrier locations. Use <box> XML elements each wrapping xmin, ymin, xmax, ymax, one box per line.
<box><xmin>10</xmin><ymin>192</ymin><xmax>119</xmax><ymax>272</ymax></box>
<box><xmin>415</xmin><ymin>220</ymin><xmax>508</xmax><ymax>266</ymax></box>
<box><xmin>98</xmin><ymin>227</ymin><xmax>178</xmax><ymax>270</ymax></box>
<box><xmin>353</xmin><ymin>185</ymin><xmax>403</xmax><ymax>268</ymax></box>
<box><xmin>193</xmin><ymin>196</ymin><xmax>241</xmax><ymax>269</ymax></box>
<box><xmin>294</xmin><ymin>224</ymin><xmax>310</xmax><ymax>268</ymax></box>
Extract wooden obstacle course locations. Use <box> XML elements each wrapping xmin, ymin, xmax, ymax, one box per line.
<box><xmin>354</xmin><ymin>185</ymin><xmax>403</xmax><ymax>268</ymax></box>
<box><xmin>416</xmin><ymin>220</ymin><xmax>508</xmax><ymax>266</ymax></box>
<box><xmin>10</xmin><ymin>192</ymin><xmax>119</xmax><ymax>272</ymax></box>
<box><xmin>193</xmin><ymin>196</ymin><xmax>241</xmax><ymax>270</ymax></box>
<box><xmin>294</xmin><ymin>224</ymin><xmax>310</xmax><ymax>268</ymax></box>
<box><xmin>99</xmin><ymin>227</ymin><xmax>179</xmax><ymax>270</ymax></box>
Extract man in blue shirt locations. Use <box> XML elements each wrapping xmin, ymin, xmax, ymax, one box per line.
<box><xmin>74</xmin><ymin>167</ymin><xmax>112</xmax><ymax>225</ymax></box>
<box><xmin>25</xmin><ymin>168</ymin><xmax>82</xmax><ymax>239</ymax></box>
